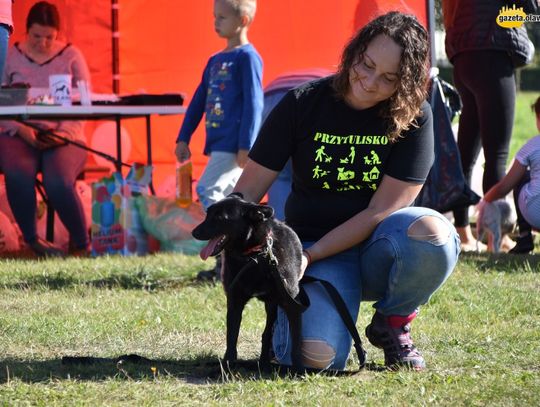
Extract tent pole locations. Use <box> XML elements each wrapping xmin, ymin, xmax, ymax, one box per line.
<box><xmin>427</xmin><ymin>0</ymin><xmax>436</xmax><ymax>68</ymax></box>
<box><xmin>111</xmin><ymin>0</ymin><xmax>120</xmax><ymax>94</ymax></box>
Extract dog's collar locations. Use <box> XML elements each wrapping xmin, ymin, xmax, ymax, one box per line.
<box><xmin>229</xmin><ymin>232</ymin><xmax>278</xmax><ymax>293</ymax></box>
<box><xmin>243</xmin><ymin>243</ymin><xmax>265</xmax><ymax>255</ymax></box>
<box><xmin>243</xmin><ymin>231</ymin><xmax>274</xmax><ymax>257</ymax></box>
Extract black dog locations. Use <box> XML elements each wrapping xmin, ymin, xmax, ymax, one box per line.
<box><xmin>192</xmin><ymin>194</ymin><xmax>305</xmax><ymax>370</ymax></box>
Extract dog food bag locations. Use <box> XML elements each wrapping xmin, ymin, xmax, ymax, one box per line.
<box><xmin>136</xmin><ymin>196</ymin><xmax>206</xmax><ymax>254</ymax></box>
<box><xmin>90</xmin><ymin>164</ymin><xmax>153</xmax><ymax>256</ymax></box>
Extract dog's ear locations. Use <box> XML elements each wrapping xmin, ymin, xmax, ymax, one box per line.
<box><xmin>247</xmin><ymin>204</ymin><xmax>274</xmax><ymax>222</ymax></box>
<box><xmin>227</xmin><ymin>192</ymin><xmax>244</xmax><ymax>200</ymax></box>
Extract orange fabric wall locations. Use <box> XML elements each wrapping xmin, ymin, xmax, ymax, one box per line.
<box><xmin>118</xmin><ymin>0</ymin><xmax>363</xmax><ymax>188</ymax></box>
<box><xmin>11</xmin><ymin>0</ymin><xmax>428</xmax><ymax>193</ymax></box>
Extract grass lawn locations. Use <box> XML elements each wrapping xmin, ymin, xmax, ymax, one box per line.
<box><xmin>0</xmin><ymin>252</ymin><xmax>539</xmax><ymax>405</ymax></box>
<box><xmin>512</xmin><ymin>91</ymin><xmax>540</xmax><ymax>159</ymax></box>
<box><xmin>0</xmin><ymin>90</ymin><xmax>538</xmax><ymax>405</ymax></box>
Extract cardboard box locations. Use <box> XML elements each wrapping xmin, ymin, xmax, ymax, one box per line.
<box><xmin>91</xmin><ymin>164</ymin><xmax>152</xmax><ymax>256</ymax></box>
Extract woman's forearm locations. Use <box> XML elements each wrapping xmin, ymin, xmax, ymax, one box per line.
<box><xmin>306</xmin><ymin>175</ymin><xmax>423</xmax><ymax>263</ymax></box>
<box><xmin>233</xmin><ymin>158</ymin><xmax>279</xmax><ymax>203</ymax></box>
<box><xmin>306</xmin><ymin>206</ymin><xmax>386</xmax><ymax>262</ymax></box>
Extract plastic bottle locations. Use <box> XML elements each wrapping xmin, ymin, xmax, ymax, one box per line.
<box><xmin>176</xmin><ymin>160</ymin><xmax>193</xmax><ymax>207</ymax></box>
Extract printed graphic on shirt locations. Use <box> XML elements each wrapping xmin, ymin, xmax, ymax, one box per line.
<box><xmin>206</xmin><ymin>61</ymin><xmax>234</xmax><ymax>128</ymax></box>
<box><xmin>311</xmin><ymin>131</ymin><xmax>388</xmax><ymax>192</ymax></box>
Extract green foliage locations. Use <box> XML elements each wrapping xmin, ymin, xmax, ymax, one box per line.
<box><xmin>434</xmin><ymin>0</ymin><xmax>540</xmax><ymax>69</ymax></box>
<box><xmin>512</xmin><ymin>91</ymin><xmax>539</xmax><ymax>159</ymax></box>
<box><xmin>0</xmin><ymin>252</ymin><xmax>539</xmax><ymax>405</ymax></box>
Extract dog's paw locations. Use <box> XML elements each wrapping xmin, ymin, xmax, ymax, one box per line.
<box><xmin>223</xmin><ymin>350</ymin><xmax>238</xmax><ymax>363</ymax></box>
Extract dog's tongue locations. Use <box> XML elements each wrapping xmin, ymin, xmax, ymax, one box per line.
<box><xmin>200</xmin><ymin>237</ymin><xmax>221</xmax><ymax>260</ymax></box>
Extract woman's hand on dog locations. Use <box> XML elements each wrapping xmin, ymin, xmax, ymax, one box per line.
<box><xmin>301</xmin><ymin>250</ymin><xmax>312</xmax><ymax>278</ymax></box>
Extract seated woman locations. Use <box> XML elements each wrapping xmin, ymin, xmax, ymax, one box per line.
<box><xmin>0</xmin><ymin>1</ymin><xmax>91</xmax><ymax>256</ymax></box>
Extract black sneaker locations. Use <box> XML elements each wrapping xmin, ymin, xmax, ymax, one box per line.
<box><xmin>196</xmin><ymin>255</ymin><xmax>222</xmax><ymax>282</ymax></box>
<box><xmin>509</xmin><ymin>234</ymin><xmax>534</xmax><ymax>254</ymax></box>
<box><xmin>365</xmin><ymin>311</ymin><xmax>425</xmax><ymax>371</ymax></box>
<box><xmin>196</xmin><ymin>268</ymin><xmax>219</xmax><ymax>282</ymax></box>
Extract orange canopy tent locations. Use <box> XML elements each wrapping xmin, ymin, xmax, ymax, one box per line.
<box><xmin>10</xmin><ymin>0</ymin><xmax>430</xmax><ymax>194</ymax></box>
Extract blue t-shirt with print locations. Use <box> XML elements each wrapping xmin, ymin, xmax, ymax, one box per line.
<box><xmin>177</xmin><ymin>44</ymin><xmax>263</xmax><ymax>155</ymax></box>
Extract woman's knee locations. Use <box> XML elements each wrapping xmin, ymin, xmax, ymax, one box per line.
<box><xmin>301</xmin><ymin>339</ymin><xmax>336</xmax><ymax>370</ymax></box>
<box><xmin>3</xmin><ymin>167</ymin><xmax>36</xmax><ymax>187</ymax></box>
<box><xmin>407</xmin><ymin>215</ymin><xmax>452</xmax><ymax>246</ymax></box>
<box><xmin>42</xmin><ymin>177</ymin><xmax>74</xmax><ymax>196</ymax></box>
<box><xmin>406</xmin><ymin>214</ymin><xmax>460</xmax><ymax>281</ymax></box>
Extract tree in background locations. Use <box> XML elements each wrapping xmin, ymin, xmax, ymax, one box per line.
<box><xmin>434</xmin><ymin>0</ymin><xmax>539</xmax><ymax>66</ymax></box>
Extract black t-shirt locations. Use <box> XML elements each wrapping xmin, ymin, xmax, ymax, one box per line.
<box><xmin>249</xmin><ymin>76</ymin><xmax>434</xmax><ymax>240</ymax></box>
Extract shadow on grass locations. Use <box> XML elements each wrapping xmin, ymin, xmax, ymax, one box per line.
<box><xmin>2</xmin><ymin>273</ymin><xmax>210</xmax><ymax>291</ymax></box>
<box><xmin>7</xmin><ymin>252</ymin><xmax>539</xmax><ymax>292</ymax></box>
<box><xmin>0</xmin><ymin>354</ymin><xmax>376</xmax><ymax>384</ymax></box>
<box><xmin>459</xmin><ymin>251</ymin><xmax>540</xmax><ymax>272</ymax></box>
<box><xmin>0</xmin><ymin>354</ymin><xmax>223</xmax><ymax>384</ymax></box>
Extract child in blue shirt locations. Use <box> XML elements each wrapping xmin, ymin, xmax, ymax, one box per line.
<box><xmin>175</xmin><ymin>0</ymin><xmax>263</xmax><ymax>210</ymax></box>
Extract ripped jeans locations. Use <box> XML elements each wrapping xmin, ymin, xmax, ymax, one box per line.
<box><xmin>272</xmin><ymin>207</ymin><xmax>460</xmax><ymax>370</ymax></box>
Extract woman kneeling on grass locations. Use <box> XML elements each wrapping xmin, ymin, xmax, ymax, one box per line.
<box><xmin>232</xmin><ymin>11</ymin><xmax>460</xmax><ymax>371</ymax></box>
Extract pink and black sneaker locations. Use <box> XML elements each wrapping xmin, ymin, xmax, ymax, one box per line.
<box><xmin>365</xmin><ymin>311</ymin><xmax>426</xmax><ymax>370</ymax></box>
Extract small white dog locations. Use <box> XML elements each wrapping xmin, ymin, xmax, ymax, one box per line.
<box><xmin>476</xmin><ymin>199</ymin><xmax>517</xmax><ymax>253</ymax></box>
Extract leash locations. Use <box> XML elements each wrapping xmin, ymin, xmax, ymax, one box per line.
<box><xmin>242</xmin><ymin>232</ymin><xmax>276</xmax><ymax>259</ymax></box>
<box><xmin>242</xmin><ymin>233</ymin><xmax>310</xmax><ymax>314</ymax></box>
<box><xmin>301</xmin><ymin>276</ymin><xmax>367</xmax><ymax>369</ymax></box>
<box><xmin>20</xmin><ymin>121</ymin><xmax>132</xmax><ymax>168</ymax></box>
<box><xmin>227</xmin><ymin>258</ymin><xmax>258</xmax><ymax>293</ymax></box>
<box><xmin>228</xmin><ymin>233</ymin><xmax>367</xmax><ymax>370</ymax></box>
<box><xmin>250</xmin><ymin>239</ymin><xmax>367</xmax><ymax>369</ymax></box>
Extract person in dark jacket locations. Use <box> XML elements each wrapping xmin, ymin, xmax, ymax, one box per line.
<box><xmin>443</xmin><ymin>0</ymin><xmax>538</xmax><ymax>252</ymax></box>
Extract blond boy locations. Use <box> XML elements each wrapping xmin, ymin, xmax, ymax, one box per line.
<box><xmin>175</xmin><ymin>0</ymin><xmax>263</xmax><ymax>210</ymax></box>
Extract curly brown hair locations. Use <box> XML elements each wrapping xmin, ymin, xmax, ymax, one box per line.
<box><xmin>332</xmin><ymin>11</ymin><xmax>429</xmax><ymax>142</ymax></box>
